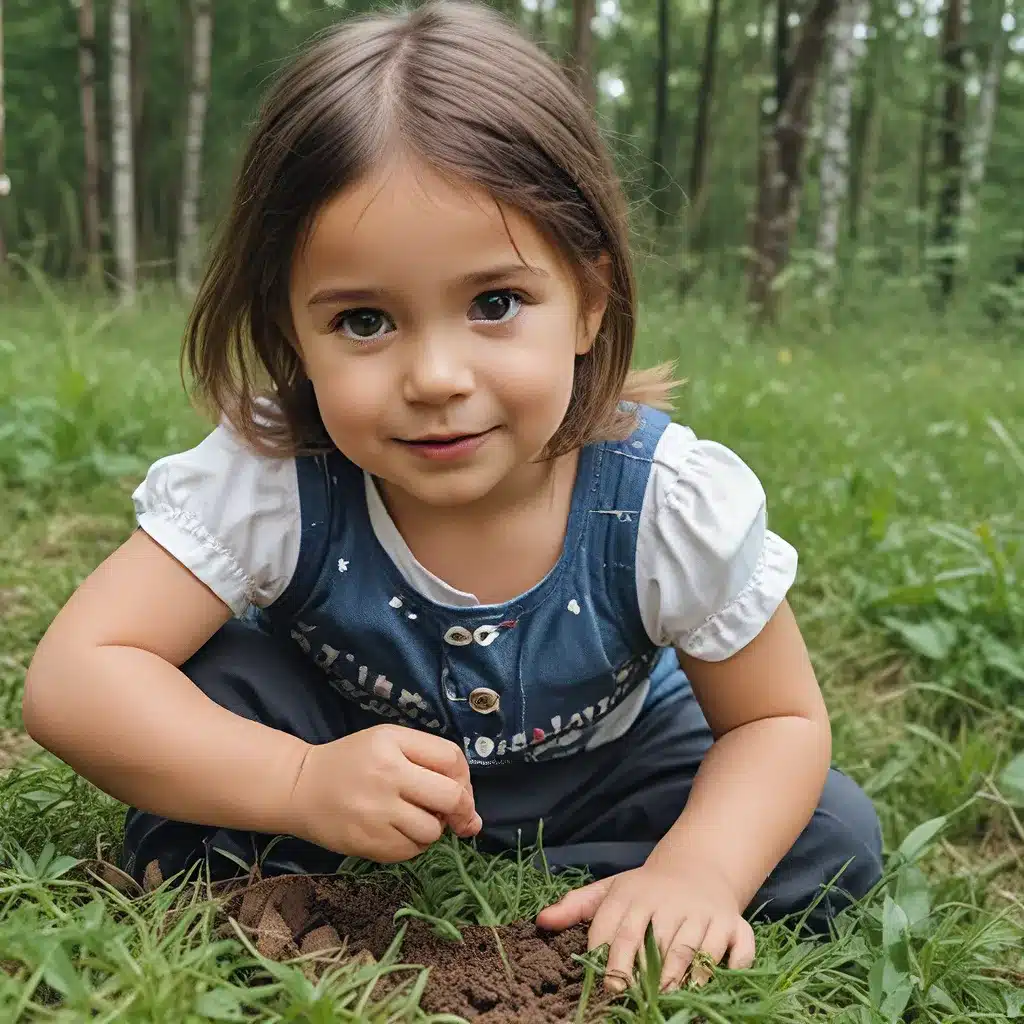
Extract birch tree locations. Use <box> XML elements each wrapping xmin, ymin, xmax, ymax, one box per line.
<box><xmin>571</xmin><ymin>0</ymin><xmax>596</xmax><ymax>108</ymax></box>
<box><xmin>176</xmin><ymin>0</ymin><xmax>213</xmax><ymax>295</ymax></box>
<box><xmin>687</xmin><ymin>0</ymin><xmax>722</xmax><ymax>244</ymax></box>
<box><xmin>815</xmin><ymin>0</ymin><xmax>869</xmax><ymax>293</ymax></box>
<box><xmin>110</xmin><ymin>0</ymin><xmax>136</xmax><ymax>302</ymax></box>
<box><xmin>532</xmin><ymin>0</ymin><xmax>546</xmax><ymax>43</ymax></box>
<box><xmin>0</xmin><ymin>0</ymin><xmax>8</xmax><ymax>268</ymax></box>
<box><xmin>748</xmin><ymin>0</ymin><xmax>840</xmax><ymax>321</ymax></box>
<box><xmin>960</xmin><ymin>5</ymin><xmax>1006</xmax><ymax>242</ymax></box>
<box><xmin>650</xmin><ymin>0</ymin><xmax>670</xmax><ymax>228</ymax></box>
<box><xmin>933</xmin><ymin>0</ymin><xmax>965</xmax><ymax>303</ymax></box>
<box><xmin>78</xmin><ymin>0</ymin><xmax>102</xmax><ymax>278</ymax></box>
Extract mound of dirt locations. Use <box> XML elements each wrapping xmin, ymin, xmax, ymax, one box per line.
<box><xmin>212</xmin><ymin>872</ymin><xmax>607</xmax><ymax>1023</ymax></box>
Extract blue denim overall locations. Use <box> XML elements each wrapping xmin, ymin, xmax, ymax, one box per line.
<box><xmin>256</xmin><ymin>405</ymin><xmax>674</xmax><ymax>767</ymax></box>
<box><xmin>122</xmin><ymin>405</ymin><xmax>884</xmax><ymax>925</ymax></box>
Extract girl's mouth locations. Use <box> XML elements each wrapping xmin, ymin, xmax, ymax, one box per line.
<box><xmin>399</xmin><ymin>428</ymin><xmax>496</xmax><ymax>461</ymax></box>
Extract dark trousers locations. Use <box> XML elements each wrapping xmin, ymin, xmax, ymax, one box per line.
<box><xmin>123</xmin><ymin>620</ymin><xmax>883</xmax><ymax>931</ymax></box>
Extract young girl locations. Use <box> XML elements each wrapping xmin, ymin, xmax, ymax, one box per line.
<box><xmin>24</xmin><ymin>0</ymin><xmax>882</xmax><ymax>993</ymax></box>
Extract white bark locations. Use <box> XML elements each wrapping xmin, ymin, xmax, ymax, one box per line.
<box><xmin>78</xmin><ymin>0</ymin><xmax>102</xmax><ymax>276</ymax></box>
<box><xmin>176</xmin><ymin>0</ymin><xmax>213</xmax><ymax>294</ymax></box>
<box><xmin>960</xmin><ymin>23</ymin><xmax>1005</xmax><ymax>237</ymax></box>
<box><xmin>111</xmin><ymin>0</ymin><xmax>136</xmax><ymax>303</ymax></box>
<box><xmin>814</xmin><ymin>0</ymin><xmax>868</xmax><ymax>289</ymax></box>
<box><xmin>0</xmin><ymin>0</ymin><xmax>8</xmax><ymax>265</ymax></box>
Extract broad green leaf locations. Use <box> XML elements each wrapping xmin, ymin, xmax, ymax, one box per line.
<box><xmin>868</xmin><ymin>955</ymin><xmax>884</xmax><ymax>1008</ymax></box>
<box><xmin>194</xmin><ymin>988</ymin><xmax>246</xmax><ymax>1021</ymax></box>
<box><xmin>36</xmin><ymin>842</ymin><xmax>56</xmax><ymax>872</ymax></box>
<box><xmin>882</xmin><ymin>895</ymin><xmax>910</xmax><ymax>950</ymax></box>
<box><xmin>980</xmin><ymin>635</ymin><xmax>1024</xmax><ymax>682</ymax></box>
<box><xmin>1007</xmin><ymin>988</ymin><xmax>1024</xmax><ymax>1018</ymax></box>
<box><xmin>40</xmin><ymin>942</ymin><xmax>86</xmax><ymax>1001</ymax></box>
<box><xmin>863</xmin><ymin>754</ymin><xmax>915</xmax><ymax>796</ymax></box>
<box><xmin>45</xmin><ymin>855</ymin><xmax>82</xmax><ymax>879</ymax></box>
<box><xmin>868</xmin><ymin>955</ymin><xmax>915</xmax><ymax>1022</ymax></box>
<box><xmin>880</xmin><ymin>616</ymin><xmax>957</xmax><ymax>660</ymax></box>
<box><xmin>880</xmin><ymin>973</ymin><xmax>915</xmax><ymax>1023</ymax></box>
<box><xmin>896</xmin><ymin>815</ymin><xmax>947</xmax><ymax>864</ymax></box>
<box><xmin>893</xmin><ymin>864</ymin><xmax>931</xmax><ymax>931</ymax></box>
<box><xmin>925</xmin><ymin>984</ymin><xmax>958</xmax><ymax>1012</ymax></box>
<box><xmin>1000</xmin><ymin>751</ymin><xmax>1024</xmax><ymax>806</ymax></box>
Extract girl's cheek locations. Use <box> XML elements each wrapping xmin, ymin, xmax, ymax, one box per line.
<box><xmin>316</xmin><ymin>361</ymin><xmax>393</xmax><ymax>419</ymax></box>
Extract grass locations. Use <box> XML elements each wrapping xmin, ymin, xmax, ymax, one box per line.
<box><xmin>1</xmin><ymin>279</ymin><xmax>1023</xmax><ymax>1020</ymax></box>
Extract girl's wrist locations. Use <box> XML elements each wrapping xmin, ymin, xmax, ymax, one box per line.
<box><xmin>254</xmin><ymin>730</ymin><xmax>315</xmax><ymax>839</ymax></box>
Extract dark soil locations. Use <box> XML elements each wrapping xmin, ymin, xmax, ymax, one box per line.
<box><xmin>213</xmin><ymin>872</ymin><xmax>606</xmax><ymax>1022</ymax></box>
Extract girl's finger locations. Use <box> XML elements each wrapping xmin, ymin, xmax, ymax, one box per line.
<box><xmin>536</xmin><ymin>877</ymin><xmax>612</xmax><ymax>931</ymax></box>
<box><xmin>683</xmin><ymin>916</ymin><xmax>732</xmax><ymax>988</ymax></box>
<box><xmin>658</xmin><ymin>915</ymin><xmax>709</xmax><ymax>992</ymax></box>
<box><xmin>601</xmin><ymin>906</ymin><xmax>650</xmax><ymax>994</ymax></box>
<box><xmin>727</xmin><ymin>918</ymin><xmax>757</xmax><ymax>970</ymax></box>
<box><xmin>650</xmin><ymin>910</ymin><xmax>680</xmax><ymax>960</ymax></box>
<box><xmin>401</xmin><ymin>764</ymin><xmax>480</xmax><ymax>836</ymax></box>
<box><xmin>586</xmin><ymin>884</ymin><xmax>627</xmax><ymax>955</ymax></box>
<box><xmin>392</xmin><ymin>802</ymin><xmax>446</xmax><ymax>847</ymax></box>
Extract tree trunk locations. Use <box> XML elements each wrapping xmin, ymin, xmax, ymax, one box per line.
<box><xmin>748</xmin><ymin>0</ymin><xmax>777</xmax><ymax>307</ymax></box>
<box><xmin>686</xmin><ymin>0</ymin><xmax>722</xmax><ymax>248</ymax></box>
<box><xmin>815</xmin><ymin>0</ymin><xmax>868</xmax><ymax>292</ymax></box>
<box><xmin>131</xmin><ymin>3</ymin><xmax>151</xmax><ymax>267</ymax></box>
<box><xmin>960</xmin><ymin>11</ymin><xmax>1005</xmax><ymax>242</ymax></box>
<box><xmin>78</xmin><ymin>0</ymin><xmax>102</xmax><ymax>279</ymax></box>
<box><xmin>748</xmin><ymin>0</ymin><xmax>840</xmax><ymax>321</ymax></box>
<box><xmin>914</xmin><ymin>71</ymin><xmax>935</xmax><ymax>273</ymax></box>
<box><xmin>0</xmin><ymin>0</ymin><xmax>7</xmax><ymax>268</ymax></box>
<box><xmin>111</xmin><ymin>0</ymin><xmax>136</xmax><ymax>303</ymax></box>
<box><xmin>570</xmin><ymin>0</ymin><xmax>596</xmax><ymax>108</ymax></box>
<box><xmin>847</xmin><ymin>11</ymin><xmax>878</xmax><ymax>242</ymax></box>
<box><xmin>932</xmin><ymin>0</ymin><xmax>965</xmax><ymax>304</ymax></box>
<box><xmin>177</xmin><ymin>0</ymin><xmax>213</xmax><ymax>294</ymax></box>
<box><xmin>650</xmin><ymin>0</ymin><xmax>670</xmax><ymax>228</ymax></box>
<box><xmin>532</xmin><ymin>0</ymin><xmax>545</xmax><ymax>43</ymax></box>
<box><xmin>775</xmin><ymin>0</ymin><xmax>791</xmax><ymax>112</ymax></box>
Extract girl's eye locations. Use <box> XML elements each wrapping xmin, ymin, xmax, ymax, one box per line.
<box><xmin>468</xmin><ymin>289</ymin><xmax>523</xmax><ymax>324</ymax></box>
<box><xmin>333</xmin><ymin>308</ymin><xmax>395</xmax><ymax>340</ymax></box>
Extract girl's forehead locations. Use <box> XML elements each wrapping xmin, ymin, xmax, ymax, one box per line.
<box><xmin>294</xmin><ymin>160</ymin><xmax>564</xmax><ymax>291</ymax></box>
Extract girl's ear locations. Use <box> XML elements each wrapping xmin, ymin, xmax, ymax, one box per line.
<box><xmin>576</xmin><ymin>252</ymin><xmax>613</xmax><ymax>356</ymax></box>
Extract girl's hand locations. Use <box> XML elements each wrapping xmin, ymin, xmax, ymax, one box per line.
<box><xmin>536</xmin><ymin>862</ymin><xmax>756</xmax><ymax>992</ymax></box>
<box><xmin>288</xmin><ymin>725</ymin><xmax>482</xmax><ymax>862</ymax></box>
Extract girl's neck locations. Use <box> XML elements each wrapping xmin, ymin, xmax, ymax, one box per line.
<box><xmin>376</xmin><ymin>451</ymin><xmax>580</xmax><ymax>604</ymax></box>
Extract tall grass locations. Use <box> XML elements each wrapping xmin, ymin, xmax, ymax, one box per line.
<box><xmin>1</xmin><ymin>281</ymin><xmax>1021</xmax><ymax>1020</ymax></box>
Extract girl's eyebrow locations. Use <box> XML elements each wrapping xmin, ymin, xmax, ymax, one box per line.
<box><xmin>307</xmin><ymin>263</ymin><xmax>548</xmax><ymax>307</ymax></box>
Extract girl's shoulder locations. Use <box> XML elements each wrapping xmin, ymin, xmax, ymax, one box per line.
<box><xmin>631</xmin><ymin>414</ymin><xmax>799</xmax><ymax>663</ymax></box>
<box><xmin>132</xmin><ymin>420</ymin><xmax>303</xmax><ymax>617</ymax></box>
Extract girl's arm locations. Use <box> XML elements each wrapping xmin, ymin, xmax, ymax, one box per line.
<box><xmin>22</xmin><ymin>529</ymin><xmax>310</xmax><ymax>835</ymax></box>
<box><xmin>647</xmin><ymin>599</ymin><xmax>832</xmax><ymax>906</ymax></box>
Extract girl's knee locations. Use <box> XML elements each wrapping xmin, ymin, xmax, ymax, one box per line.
<box><xmin>815</xmin><ymin>770</ymin><xmax>884</xmax><ymax>899</ymax></box>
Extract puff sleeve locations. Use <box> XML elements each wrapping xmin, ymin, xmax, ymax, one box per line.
<box><xmin>131</xmin><ymin>424</ymin><xmax>302</xmax><ymax>617</ymax></box>
<box><xmin>635</xmin><ymin>423</ymin><xmax>798</xmax><ymax>661</ymax></box>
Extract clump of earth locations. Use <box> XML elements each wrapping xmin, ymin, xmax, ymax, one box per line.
<box><xmin>210</xmin><ymin>872</ymin><xmax>608</xmax><ymax>1023</ymax></box>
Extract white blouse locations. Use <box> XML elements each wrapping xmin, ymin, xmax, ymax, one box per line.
<box><xmin>133</xmin><ymin>421</ymin><xmax>797</xmax><ymax>662</ymax></box>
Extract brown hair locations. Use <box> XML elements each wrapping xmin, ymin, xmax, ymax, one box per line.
<box><xmin>184</xmin><ymin>0</ymin><xmax>677</xmax><ymax>458</ymax></box>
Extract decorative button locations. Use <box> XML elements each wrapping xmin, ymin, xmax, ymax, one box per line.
<box><xmin>469</xmin><ymin>687</ymin><xmax>500</xmax><ymax>714</ymax></box>
<box><xmin>474</xmin><ymin>736</ymin><xmax>495</xmax><ymax>758</ymax></box>
<box><xmin>444</xmin><ymin>626</ymin><xmax>473</xmax><ymax>646</ymax></box>
<box><xmin>473</xmin><ymin>624</ymin><xmax>500</xmax><ymax>647</ymax></box>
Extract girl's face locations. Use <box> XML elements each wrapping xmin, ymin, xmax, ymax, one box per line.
<box><xmin>289</xmin><ymin>159</ymin><xmax>607</xmax><ymax>510</ymax></box>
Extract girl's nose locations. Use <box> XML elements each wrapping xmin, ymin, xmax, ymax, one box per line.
<box><xmin>401</xmin><ymin>332</ymin><xmax>475</xmax><ymax>405</ymax></box>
